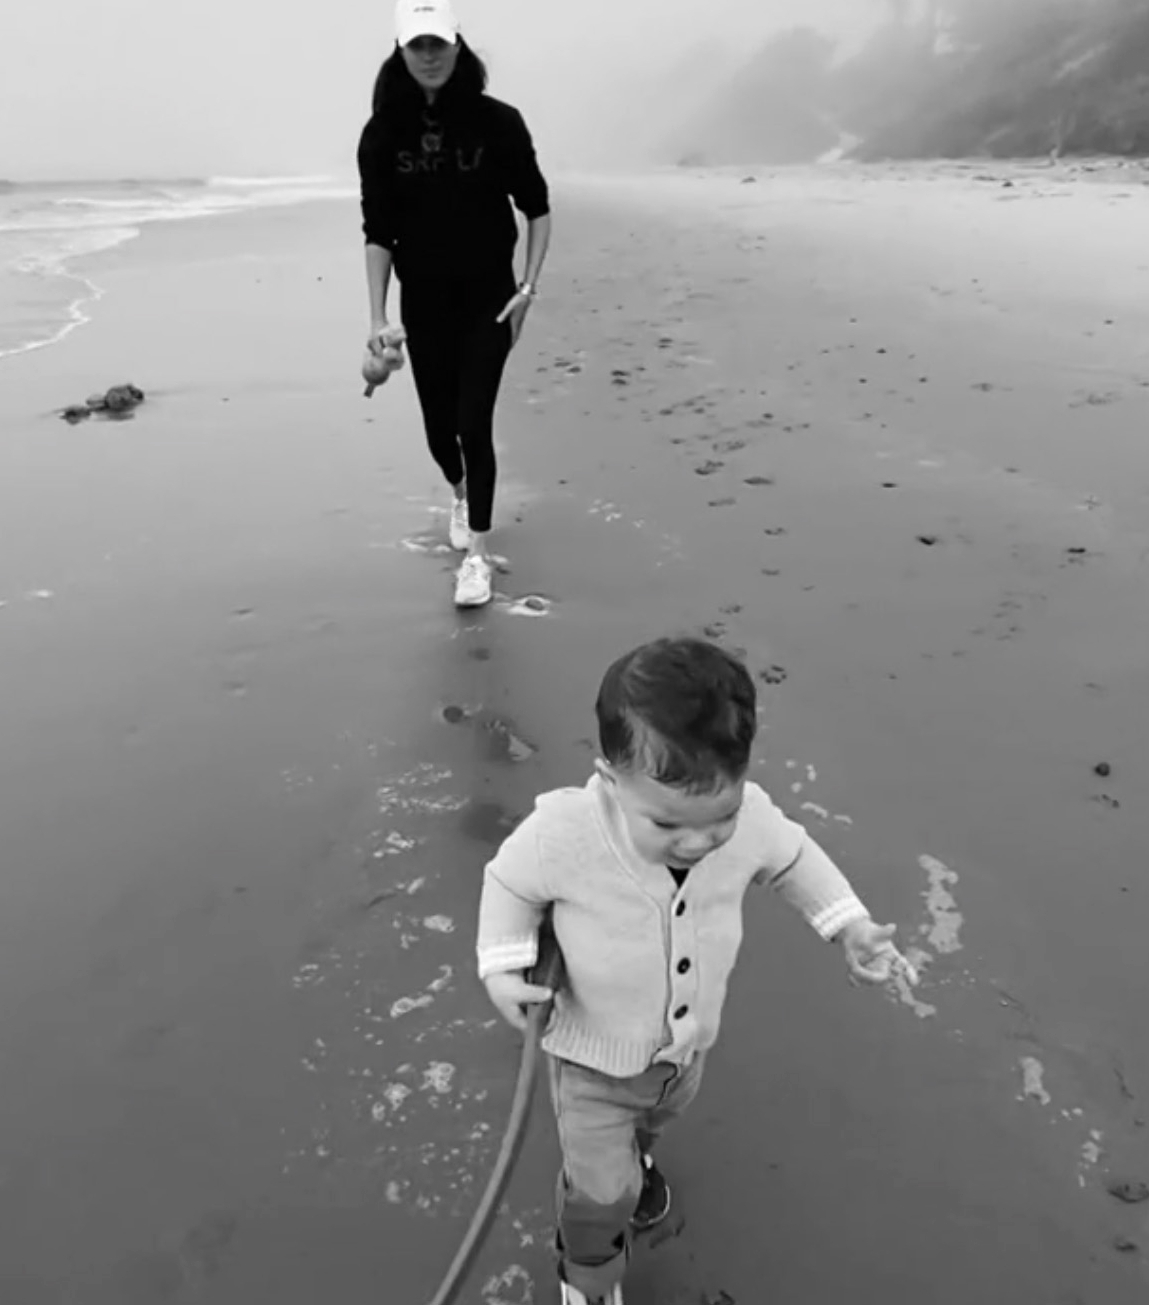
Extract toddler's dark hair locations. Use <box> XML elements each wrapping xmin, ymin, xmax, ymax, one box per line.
<box><xmin>595</xmin><ymin>637</ymin><xmax>757</xmax><ymax>792</ymax></box>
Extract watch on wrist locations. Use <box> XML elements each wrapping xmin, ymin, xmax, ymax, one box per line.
<box><xmin>519</xmin><ymin>281</ymin><xmax>538</xmax><ymax>300</ymax></box>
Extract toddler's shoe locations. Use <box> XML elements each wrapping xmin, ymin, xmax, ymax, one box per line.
<box><xmin>630</xmin><ymin>1153</ymin><xmax>671</xmax><ymax>1233</ymax></box>
<box><xmin>559</xmin><ymin>1281</ymin><xmax>623</xmax><ymax>1305</ymax></box>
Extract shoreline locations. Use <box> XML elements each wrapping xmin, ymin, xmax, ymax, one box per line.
<box><xmin>0</xmin><ymin>177</ymin><xmax>356</xmax><ymax>362</ymax></box>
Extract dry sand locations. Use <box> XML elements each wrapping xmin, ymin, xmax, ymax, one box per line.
<box><xmin>0</xmin><ymin>163</ymin><xmax>1147</xmax><ymax>1304</ymax></box>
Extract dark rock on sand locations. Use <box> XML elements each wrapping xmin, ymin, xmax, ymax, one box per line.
<box><xmin>60</xmin><ymin>384</ymin><xmax>146</xmax><ymax>423</ymax></box>
<box><xmin>1106</xmin><ymin>1178</ymin><xmax>1149</xmax><ymax>1204</ymax></box>
<box><xmin>89</xmin><ymin>384</ymin><xmax>145</xmax><ymax>413</ymax></box>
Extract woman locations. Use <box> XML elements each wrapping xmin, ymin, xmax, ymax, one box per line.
<box><xmin>358</xmin><ymin>0</ymin><xmax>552</xmax><ymax>608</ymax></box>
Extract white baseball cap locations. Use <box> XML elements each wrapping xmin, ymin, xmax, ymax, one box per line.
<box><xmin>395</xmin><ymin>0</ymin><xmax>460</xmax><ymax>46</ymax></box>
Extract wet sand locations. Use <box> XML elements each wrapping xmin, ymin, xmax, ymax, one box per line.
<box><xmin>1</xmin><ymin>165</ymin><xmax>1148</xmax><ymax>1304</ymax></box>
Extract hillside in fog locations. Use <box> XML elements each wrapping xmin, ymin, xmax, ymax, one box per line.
<box><xmin>658</xmin><ymin>28</ymin><xmax>842</xmax><ymax>165</ymax></box>
<box><xmin>667</xmin><ymin>0</ymin><xmax>1149</xmax><ymax>165</ymax></box>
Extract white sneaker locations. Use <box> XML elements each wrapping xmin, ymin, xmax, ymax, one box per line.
<box><xmin>560</xmin><ymin>1283</ymin><xmax>623</xmax><ymax>1305</ymax></box>
<box><xmin>454</xmin><ymin>554</ymin><xmax>493</xmax><ymax>608</ymax></box>
<box><xmin>448</xmin><ymin>496</ymin><xmax>470</xmax><ymax>552</ymax></box>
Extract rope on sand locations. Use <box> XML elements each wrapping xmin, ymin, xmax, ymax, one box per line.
<box><xmin>424</xmin><ymin>925</ymin><xmax>563</xmax><ymax>1305</ymax></box>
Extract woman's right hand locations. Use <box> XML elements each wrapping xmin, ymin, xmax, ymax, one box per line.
<box><xmin>367</xmin><ymin>319</ymin><xmax>389</xmax><ymax>356</ymax></box>
<box><xmin>483</xmin><ymin>970</ymin><xmax>555</xmax><ymax>1032</ymax></box>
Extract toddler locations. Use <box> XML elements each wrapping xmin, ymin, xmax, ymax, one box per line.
<box><xmin>476</xmin><ymin>637</ymin><xmax>913</xmax><ymax>1305</ymax></box>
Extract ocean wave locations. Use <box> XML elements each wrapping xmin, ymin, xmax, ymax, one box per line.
<box><xmin>0</xmin><ymin>250</ymin><xmax>112</xmax><ymax>361</ymax></box>
<box><xmin>0</xmin><ymin>177</ymin><xmax>354</xmax><ymax>237</ymax></box>
<box><xmin>51</xmin><ymin>196</ymin><xmax>198</xmax><ymax>210</ymax></box>
<box><xmin>6</xmin><ymin>226</ymin><xmax>141</xmax><ymax>275</ymax></box>
<box><xmin>0</xmin><ymin>173</ymin><xmax>353</xmax><ymax>362</ymax></box>
<box><xmin>0</xmin><ymin>176</ymin><xmax>207</xmax><ymax>195</ymax></box>
<box><xmin>208</xmin><ymin>173</ymin><xmax>338</xmax><ymax>188</ymax></box>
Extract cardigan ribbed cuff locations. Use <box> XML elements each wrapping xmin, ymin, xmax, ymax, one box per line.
<box><xmin>809</xmin><ymin>895</ymin><xmax>871</xmax><ymax>941</ymax></box>
<box><xmin>477</xmin><ymin>935</ymin><xmax>539</xmax><ymax>980</ymax></box>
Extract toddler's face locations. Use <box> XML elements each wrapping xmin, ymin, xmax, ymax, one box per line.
<box><xmin>598</xmin><ymin>762</ymin><xmax>745</xmax><ymax>871</ymax></box>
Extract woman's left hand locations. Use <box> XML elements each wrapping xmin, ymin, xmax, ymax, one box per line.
<box><xmin>496</xmin><ymin>291</ymin><xmax>533</xmax><ymax>349</ymax></box>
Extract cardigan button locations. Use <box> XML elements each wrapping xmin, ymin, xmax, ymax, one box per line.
<box><xmin>675</xmin><ymin>901</ymin><xmax>686</xmax><ymax>917</ymax></box>
<box><xmin>673</xmin><ymin>1005</ymin><xmax>688</xmax><ymax>1020</ymax></box>
<box><xmin>677</xmin><ymin>958</ymin><xmax>691</xmax><ymax>975</ymax></box>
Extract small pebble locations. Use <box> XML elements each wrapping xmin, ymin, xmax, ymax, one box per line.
<box><xmin>1093</xmin><ymin>762</ymin><xmax>1111</xmax><ymax>778</ymax></box>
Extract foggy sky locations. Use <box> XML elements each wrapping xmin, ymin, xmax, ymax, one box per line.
<box><xmin>1</xmin><ymin>0</ymin><xmax>880</xmax><ymax>180</ymax></box>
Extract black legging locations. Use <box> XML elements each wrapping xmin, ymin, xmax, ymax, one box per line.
<box><xmin>399</xmin><ymin>270</ymin><xmax>516</xmax><ymax>535</ymax></box>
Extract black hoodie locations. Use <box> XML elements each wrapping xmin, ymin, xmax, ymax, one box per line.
<box><xmin>357</xmin><ymin>94</ymin><xmax>550</xmax><ymax>282</ymax></box>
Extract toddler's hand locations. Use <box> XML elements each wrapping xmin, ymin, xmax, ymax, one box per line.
<box><xmin>484</xmin><ymin>970</ymin><xmax>555</xmax><ymax>1032</ymax></box>
<box><xmin>838</xmin><ymin>919</ymin><xmax>919</xmax><ymax>987</ymax></box>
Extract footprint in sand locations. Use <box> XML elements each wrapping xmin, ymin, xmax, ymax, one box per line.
<box><xmin>498</xmin><ymin>594</ymin><xmax>554</xmax><ymax>619</ymax></box>
<box><xmin>744</xmin><ymin>475</ymin><xmax>774</xmax><ymax>487</ymax></box>
<box><xmin>758</xmin><ymin>665</ymin><xmax>788</xmax><ymax>685</ymax></box>
<box><xmin>1061</xmin><ymin>546</ymin><xmax>1099</xmax><ymax>568</ymax></box>
<box><xmin>178</xmin><ymin>1211</ymin><xmax>239</xmax><ymax>1282</ymax></box>
<box><xmin>459</xmin><ymin>799</ymin><xmax>520</xmax><ymax>845</ymax></box>
<box><xmin>1070</xmin><ymin>389</ymin><xmax>1122</xmax><ymax>408</ymax></box>
<box><xmin>400</xmin><ymin>533</ymin><xmax>454</xmax><ymax>557</ymax></box>
<box><xmin>483</xmin><ymin>719</ymin><xmax>537</xmax><ymax>764</ymax></box>
<box><xmin>438</xmin><ymin>704</ymin><xmax>537</xmax><ymax>764</ymax></box>
<box><xmin>694</xmin><ymin>460</ymin><xmax>725</xmax><ymax>476</ymax></box>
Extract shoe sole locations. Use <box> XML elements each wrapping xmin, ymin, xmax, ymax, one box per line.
<box><xmin>630</xmin><ymin>1184</ymin><xmax>672</xmax><ymax>1233</ymax></box>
